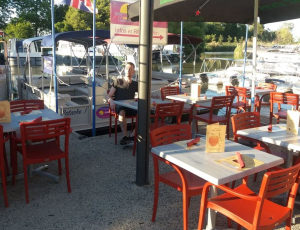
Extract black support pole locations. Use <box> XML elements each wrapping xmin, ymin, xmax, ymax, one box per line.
<box><xmin>136</xmin><ymin>0</ymin><xmax>153</xmax><ymax>186</ymax></box>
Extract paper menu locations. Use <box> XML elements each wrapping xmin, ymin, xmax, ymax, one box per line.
<box><xmin>191</xmin><ymin>83</ymin><xmax>201</xmax><ymax>98</ymax></box>
<box><xmin>206</xmin><ymin>123</ymin><xmax>226</xmax><ymax>153</ymax></box>
<box><xmin>0</xmin><ymin>100</ymin><xmax>11</xmax><ymax>123</ymax></box>
<box><xmin>286</xmin><ymin>110</ymin><xmax>299</xmax><ymax>135</ymax></box>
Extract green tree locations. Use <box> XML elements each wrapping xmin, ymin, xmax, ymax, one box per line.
<box><xmin>218</xmin><ymin>34</ymin><xmax>223</xmax><ymax>44</ymax></box>
<box><xmin>227</xmin><ymin>35</ymin><xmax>232</xmax><ymax>43</ymax></box>
<box><xmin>4</xmin><ymin>19</ymin><xmax>34</xmax><ymax>38</ymax></box>
<box><xmin>276</xmin><ymin>27</ymin><xmax>294</xmax><ymax>44</ymax></box>
<box><xmin>234</xmin><ymin>43</ymin><xmax>243</xmax><ymax>59</ymax></box>
<box><xmin>13</xmin><ymin>0</ymin><xmax>51</xmax><ymax>36</ymax></box>
<box><xmin>0</xmin><ymin>0</ymin><xmax>12</xmax><ymax>29</ymax></box>
<box><xmin>55</xmin><ymin>0</ymin><xmax>110</xmax><ymax>32</ymax></box>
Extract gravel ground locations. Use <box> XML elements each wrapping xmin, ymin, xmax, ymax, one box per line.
<box><xmin>1</xmin><ymin>111</ymin><xmax>300</xmax><ymax>229</ymax></box>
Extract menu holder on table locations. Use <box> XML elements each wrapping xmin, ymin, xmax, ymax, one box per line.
<box><xmin>216</xmin><ymin>154</ymin><xmax>264</xmax><ymax>171</ymax></box>
<box><xmin>286</xmin><ymin>110</ymin><xmax>300</xmax><ymax>135</ymax></box>
<box><xmin>206</xmin><ymin>123</ymin><xmax>226</xmax><ymax>153</ymax></box>
<box><xmin>0</xmin><ymin>100</ymin><xmax>11</xmax><ymax>123</ymax></box>
<box><xmin>191</xmin><ymin>83</ymin><xmax>201</xmax><ymax>98</ymax></box>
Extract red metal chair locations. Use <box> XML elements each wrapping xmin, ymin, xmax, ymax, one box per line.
<box><xmin>108</xmin><ymin>101</ymin><xmax>136</xmax><ymax>145</ymax></box>
<box><xmin>231</xmin><ymin>112</ymin><xmax>270</xmax><ymax>153</ymax></box>
<box><xmin>150</xmin><ymin>124</ymin><xmax>206</xmax><ymax>230</ymax></box>
<box><xmin>270</xmin><ymin>92</ymin><xmax>299</xmax><ymax>124</ymax></box>
<box><xmin>0</xmin><ymin>125</ymin><xmax>9</xmax><ymax>207</ymax></box>
<box><xmin>132</xmin><ymin>101</ymin><xmax>184</xmax><ymax>156</ymax></box>
<box><xmin>7</xmin><ymin>100</ymin><xmax>45</xmax><ymax>178</ymax></box>
<box><xmin>231</xmin><ymin>112</ymin><xmax>271</xmax><ymax>183</ymax></box>
<box><xmin>226</xmin><ymin>86</ymin><xmax>250</xmax><ymax>113</ymax></box>
<box><xmin>19</xmin><ymin>118</ymin><xmax>71</xmax><ymax>203</ymax></box>
<box><xmin>160</xmin><ymin>86</ymin><xmax>191</xmax><ymax>115</ymax></box>
<box><xmin>190</xmin><ymin>95</ymin><xmax>234</xmax><ymax>139</ymax></box>
<box><xmin>256</xmin><ymin>82</ymin><xmax>277</xmax><ymax>108</ymax></box>
<box><xmin>160</xmin><ymin>86</ymin><xmax>180</xmax><ymax>100</ymax></box>
<box><xmin>198</xmin><ymin>162</ymin><xmax>300</xmax><ymax>230</ymax></box>
<box><xmin>10</xmin><ymin>100</ymin><xmax>44</xmax><ymax>113</ymax></box>
<box><xmin>151</xmin><ymin>101</ymin><xmax>184</xmax><ymax>129</ymax></box>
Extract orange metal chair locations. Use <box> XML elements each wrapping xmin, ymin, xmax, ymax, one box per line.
<box><xmin>190</xmin><ymin>95</ymin><xmax>234</xmax><ymax>139</ymax></box>
<box><xmin>198</xmin><ymin>162</ymin><xmax>300</xmax><ymax>230</ymax></box>
<box><xmin>226</xmin><ymin>86</ymin><xmax>250</xmax><ymax>113</ymax></box>
<box><xmin>160</xmin><ymin>86</ymin><xmax>191</xmax><ymax>115</ymax></box>
<box><xmin>108</xmin><ymin>101</ymin><xmax>136</xmax><ymax>145</ymax></box>
<box><xmin>10</xmin><ymin>100</ymin><xmax>44</xmax><ymax>113</ymax></box>
<box><xmin>0</xmin><ymin>125</ymin><xmax>9</xmax><ymax>207</ymax></box>
<box><xmin>8</xmin><ymin>100</ymin><xmax>45</xmax><ymax>178</ymax></box>
<box><xmin>19</xmin><ymin>118</ymin><xmax>71</xmax><ymax>203</ymax></box>
<box><xmin>231</xmin><ymin>112</ymin><xmax>270</xmax><ymax>153</ymax></box>
<box><xmin>160</xmin><ymin>86</ymin><xmax>180</xmax><ymax>100</ymax></box>
<box><xmin>151</xmin><ymin>101</ymin><xmax>184</xmax><ymax>130</ymax></box>
<box><xmin>150</xmin><ymin>124</ymin><xmax>206</xmax><ymax>230</ymax></box>
<box><xmin>269</xmin><ymin>92</ymin><xmax>299</xmax><ymax>124</ymax></box>
<box><xmin>231</xmin><ymin>112</ymin><xmax>271</xmax><ymax>183</ymax></box>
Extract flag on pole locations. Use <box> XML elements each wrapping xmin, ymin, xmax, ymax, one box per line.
<box><xmin>55</xmin><ymin>0</ymin><xmax>96</xmax><ymax>13</ymax></box>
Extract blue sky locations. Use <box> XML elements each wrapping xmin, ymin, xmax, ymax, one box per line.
<box><xmin>264</xmin><ymin>19</ymin><xmax>300</xmax><ymax>41</ymax></box>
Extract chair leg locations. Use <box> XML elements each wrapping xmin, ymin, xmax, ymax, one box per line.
<box><xmin>58</xmin><ymin>159</ymin><xmax>62</xmax><ymax>175</ymax></box>
<box><xmin>0</xmin><ymin>155</ymin><xmax>8</xmax><ymax>207</ymax></box>
<box><xmin>65</xmin><ymin>157</ymin><xmax>71</xmax><ymax>193</ymax></box>
<box><xmin>152</xmin><ymin>170</ymin><xmax>159</xmax><ymax>222</ymax></box>
<box><xmin>183</xmin><ymin>193</ymin><xmax>189</xmax><ymax>230</ymax></box>
<box><xmin>23</xmin><ymin>164</ymin><xmax>29</xmax><ymax>203</ymax></box>
<box><xmin>3</xmin><ymin>146</ymin><xmax>9</xmax><ymax>176</ymax></box>
<box><xmin>109</xmin><ymin>115</ymin><xmax>112</xmax><ymax>137</ymax></box>
<box><xmin>114</xmin><ymin>115</ymin><xmax>118</xmax><ymax>145</ymax></box>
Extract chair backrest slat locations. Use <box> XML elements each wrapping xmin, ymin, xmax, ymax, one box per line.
<box><xmin>160</xmin><ymin>86</ymin><xmax>180</xmax><ymax>100</ymax></box>
<box><xmin>150</xmin><ymin>124</ymin><xmax>191</xmax><ymax>147</ymax></box>
<box><xmin>154</xmin><ymin>102</ymin><xmax>184</xmax><ymax>128</ymax></box>
<box><xmin>263</xmin><ymin>165</ymin><xmax>300</xmax><ymax>198</ymax></box>
<box><xmin>10</xmin><ymin>100</ymin><xmax>44</xmax><ymax>113</ymax></box>
<box><xmin>270</xmin><ymin>92</ymin><xmax>299</xmax><ymax>107</ymax></box>
<box><xmin>20</xmin><ymin>118</ymin><xmax>70</xmax><ymax>142</ymax></box>
<box><xmin>231</xmin><ymin>112</ymin><xmax>260</xmax><ymax>139</ymax></box>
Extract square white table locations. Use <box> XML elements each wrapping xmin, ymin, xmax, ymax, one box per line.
<box><xmin>237</xmin><ymin>124</ymin><xmax>300</xmax><ymax>167</ymax></box>
<box><xmin>151</xmin><ymin>138</ymin><xmax>283</xmax><ymax>229</ymax></box>
<box><xmin>1</xmin><ymin>109</ymin><xmax>62</xmax><ymax>133</ymax></box>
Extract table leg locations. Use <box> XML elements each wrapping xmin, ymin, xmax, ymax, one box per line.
<box><xmin>192</xmin><ymin>105</ymin><xmax>197</xmax><ymax>138</ymax></box>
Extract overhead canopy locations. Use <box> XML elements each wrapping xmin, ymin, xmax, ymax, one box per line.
<box><xmin>41</xmin><ymin>30</ymin><xmax>110</xmax><ymax>47</ymax></box>
<box><xmin>23</xmin><ymin>37</ymin><xmax>44</xmax><ymax>47</ymax></box>
<box><xmin>128</xmin><ymin>0</ymin><xmax>300</xmax><ymax>24</ymax></box>
<box><xmin>168</xmin><ymin>33</ymin><xmax>202</xmax><ymax>45</ymax></box>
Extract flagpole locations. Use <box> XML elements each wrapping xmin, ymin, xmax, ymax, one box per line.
<box><xmin>92</xmin><ymin>0</ymin><xmax>96</xmax><ymax>136</ymax></box>
<box><xmin>51</xmin><ymin>0</ymin><xmax>58</xmax><ymax>113</ymax></box>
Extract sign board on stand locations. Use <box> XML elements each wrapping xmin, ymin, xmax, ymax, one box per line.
<box><xmin>110</xmin><ymin>0</ymin><xmax>168</xmax><ymax>45</ymax></box>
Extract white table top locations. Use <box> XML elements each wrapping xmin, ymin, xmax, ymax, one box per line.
<box><xmin>246</xmin><ymin>88</ymin><xmax>274</xmax><ymax>96</ymax></box>
<box><xmin>0</xmin><ymin>109</ymin><xmax>62</xmax><ymax>133</ymax></box>
<box><xmin>166</xmin><ymin>94</ymin><xmax>211</xmax><ymax>105</ymax></box>
<box><xmin>237</xmin><ymin>124</ymin><xmax>300</xmax><ymax>152</ymax></box>
<box><xmin>113</xmin><ymin>98</ymin><xmax>168</xmax><ymax>111</ymax></box>
<box><xmin>151</xmin><ymin>139</ymin><xmax>283</xmax><ymax>185</ymax></box>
